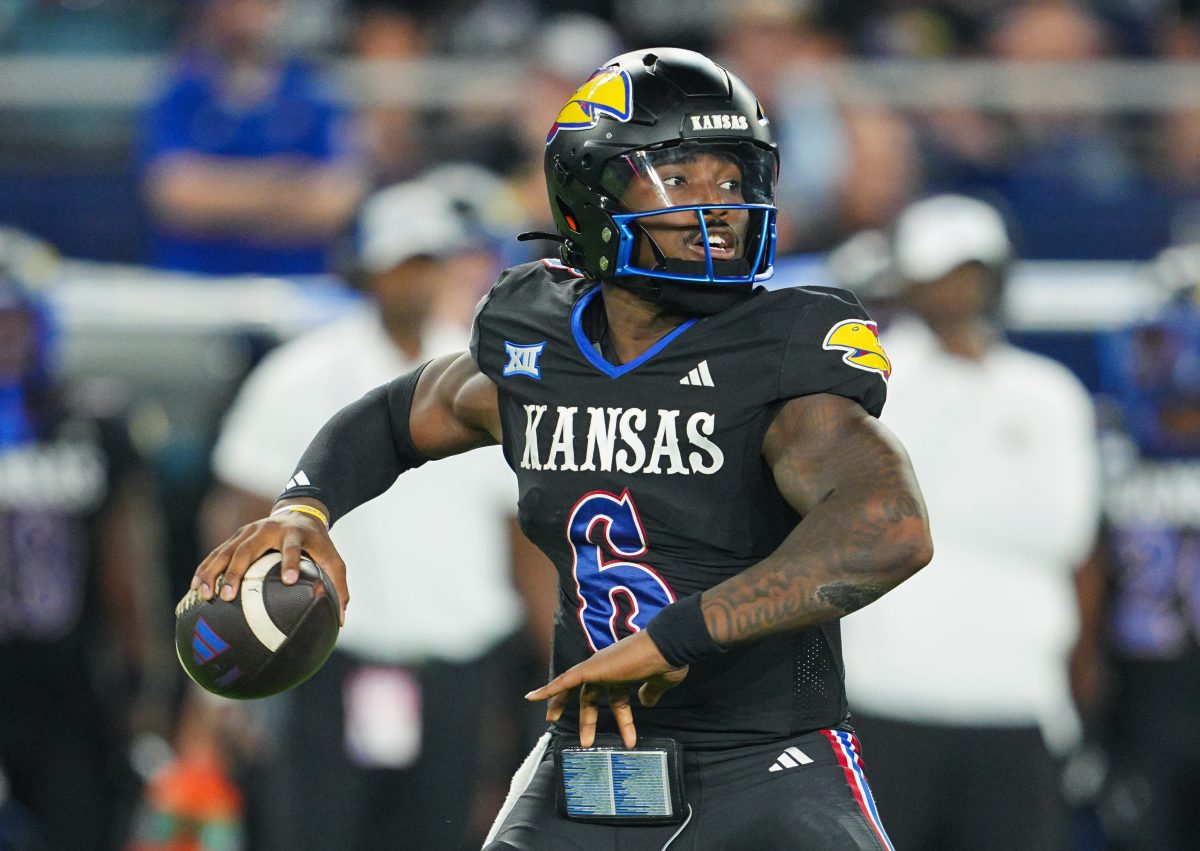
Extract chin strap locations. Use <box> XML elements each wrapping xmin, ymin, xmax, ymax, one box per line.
<box><xmin>516</xmin><ymin>231</ymin><xmax>589</xmax><ymax>272</ymax></box>
<box><xmin>610</xmin><ymin>273</ymin><xmax>664</xmax><ymax>302</ymax></box>
<box><xmin>515</xmin><ymin>231</ymin><xmax>567</xmax><ymax>244</ymax></box>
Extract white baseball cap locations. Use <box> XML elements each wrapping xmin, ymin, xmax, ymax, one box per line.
<box><xmin>893</xmin><ymin>194</ymin><xmax>1011</xmax><ymax>284</ymax></box>
<box><xmin>358</xmin><ymin>182</ymin><xmax>470</xmax><ymax>275</ymax></box>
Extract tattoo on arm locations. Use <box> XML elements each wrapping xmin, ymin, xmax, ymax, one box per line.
<box><xmin>816</xmin><ymin>581</ymin><xmax>890</xmax><ymax>615</ymax></box>
<box><xmin>701</xmin><ymin>395</ymin><xmax>930</xmax><ymax>648</ymax></box>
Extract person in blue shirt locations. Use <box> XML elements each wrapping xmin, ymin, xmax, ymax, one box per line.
<box><xmin>139</xmin><ymin>0</ymin><xmax>367</xmax><ymax>276</ymax></box>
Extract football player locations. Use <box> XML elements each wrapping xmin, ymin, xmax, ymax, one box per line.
<box><xmin>193</xmin><ymin>48</ymin><xmax>932</xmax><ymax>849</ymax></box>
<box><xmin>1093</xmin><ymin>284</ymin><xmax>1200</xmax><ymax>850</ymax></box>
<box><xmin>1</xmin><ymin>255</ymin><xmax>170</xmax><ymax>850</ymax></box>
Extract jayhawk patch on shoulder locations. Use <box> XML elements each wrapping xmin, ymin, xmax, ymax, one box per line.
<box><xmin>822</xmin><ymin>319</ymin><xmax>891</xmax><ymax>380</ymax></box>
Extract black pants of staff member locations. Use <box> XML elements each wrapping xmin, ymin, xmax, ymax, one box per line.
<box><xmin>1103</xmin><ymin>644</ymin><xmax>1200</xmax><ymax>851</ymax></box>
<box><xmin>253</xmin><ymin>647</ymin><xmax>499</xmax><ymax>851</ymax></box>
<box><xmin>850</xmin><ymin>713</ymin><xmax>1065</xmax><ymax>851</ymax></box>
<box><xmin>0</xmin><ymin>683</ymin><xmax>129</xmax><ymax>851</ymax></box>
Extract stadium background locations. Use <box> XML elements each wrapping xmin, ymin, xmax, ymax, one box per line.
<box><xmin>2</xmin><ymin>0</ymin><xmax>1198</xmax><ymax>848</ymax></box>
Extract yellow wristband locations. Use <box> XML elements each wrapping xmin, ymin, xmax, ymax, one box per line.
<box><xmin>272</xmin><ymin>504</ymin><xmax>329</xmax><ymax>528</ymax></box>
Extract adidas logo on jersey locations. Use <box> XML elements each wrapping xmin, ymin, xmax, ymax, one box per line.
<box><xmin>285</xmin><ymin>471</ymin><xmax>311</xmax><ymax>491</ymax></box>
<box><xmin>680</xmin><ymin>360</ymin><xmax>715</xmax><ymax>387</ymax></box>
<box><xmin>768</xmin><ymin>747</ymin><xmax>814</xmax><ymax>772</ymax></box>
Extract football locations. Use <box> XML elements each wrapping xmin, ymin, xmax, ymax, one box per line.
<box><xmin>175</xmin><ymin>551</ymin><xmax>340</xmax><ymax>699</ymax></box>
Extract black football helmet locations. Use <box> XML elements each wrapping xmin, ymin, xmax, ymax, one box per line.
<box><xmin>543</xmin><ymin>47</ymin><xmax>778</xmax><ymax>315</ymax></box>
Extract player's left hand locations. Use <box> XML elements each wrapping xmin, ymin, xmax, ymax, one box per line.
<box><xmin>524</xmin><ymin>629</ymin><xmax>689</xmax><ymax>748</ymax></box>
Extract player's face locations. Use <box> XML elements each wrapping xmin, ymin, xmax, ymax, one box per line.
<box><xmin>0</xmin><ymin>307</ymin><xmax>36</xmax><ymax>382</ymax></box>
<box><xmin>620</xmin><ymin>153</ymin><xmax>750</xmax><ymax>267</ymax></box>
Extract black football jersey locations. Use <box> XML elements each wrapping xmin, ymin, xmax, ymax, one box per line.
<box><xmin>470</xmin><ymin>260</ymin><xmax>889</xmax><ymax>748</ymax></box>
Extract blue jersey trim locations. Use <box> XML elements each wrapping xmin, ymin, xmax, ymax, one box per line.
<box><xmin>570</xmin><ymin>286</ymin><xmax>698</xmax><ymax>378</ymax></box>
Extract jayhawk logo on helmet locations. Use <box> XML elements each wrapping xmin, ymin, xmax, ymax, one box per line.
<box><xmin>546</xmin><ymin>68</ymin><xmax>633</xmax><ymax>144</ymax></box>
<box><xmin>823</xmin><ymin>319</ymin><xmax>892</xmax><ymax>379</ymax></box>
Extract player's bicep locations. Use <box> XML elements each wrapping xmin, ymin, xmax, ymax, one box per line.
<box><xmin>763</xmin><ymin>393</ymin><xmax>920</xmax><ymax>517</ymax></box>
<box><xmin>409</xmin><ymin>352</ymin><xmax>502</xmax><ymax>458</ymax></box>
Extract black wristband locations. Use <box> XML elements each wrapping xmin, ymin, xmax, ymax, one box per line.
<box><xmin>645</xmin><ymin>593</ymin><xmax>725</xmax><ymax>668</ymax></box>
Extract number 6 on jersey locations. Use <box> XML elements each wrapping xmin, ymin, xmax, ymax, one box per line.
<box><xmin>567</xmin><ymin>490</ymin><xmax>676</xmax><ymax>651</ymax></box>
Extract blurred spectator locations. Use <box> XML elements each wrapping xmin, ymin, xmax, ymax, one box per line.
<box><xmin>611</xmin><ymin>0</ymin><xmax>714</xmax><ymax>52</ymax></box>
<box><xmin>0</xmin><ymin>1</ymin><xmax>183</xmax><ymax>263</ymax></box>
<box><xmin>0</xmin><ymin>236</ymin><xmax>171</xmax><ymax>850</ymax></box>
<box><xmin>715</xmin><ymin>1</ymin><xmax>922</xmax><ymax>253</ymax></box>
<box><xmin>139</xmin><ymin>0</ymin><xmax>367</xmax><ymax>276</ymax></box>
<box><xmin>857</xmin><ymin>3</ymin><xmax>974</xmax><ymax>58</ymax></box>
<box><xmin>416</xmin><ymin>161</ymin><xmax>526</xmax><ymax>324</ymax></box>
<box><xmin>198</xmin><ymin>177</ymin><xmax>553</xmax><ymax>850</ymax></box>
<box><xmin>840</xmin><ymin>195</ymin><xmax>1103</xmax><ymax>850</ymax></box>
<box><xmin>444</xmin><ymin>0</ymin><xmax>541</xmax><ymax>58</ymax></box>
<box><xmin>822</xmin><ymin>0</ymin><xmax>1013</xmax><ymax>54</ymax></box>
<box><xmin>0</xmin><ymin>0</ymin><xmax>179</xmax><ymax>150</ymax></box>
<box><xmin>341</xmin><ymin>0</ymin><xmax>437</xmax><ymax>184</ymax></box>
<box><xmin>1092</xmin><ymin>266</ymin><xmax>1200</xmax><ymax>850</ymax></box>
<box><xmin>446</xmin><ymin>11</ymin><xmax>623</xmax><ymax>266</ymax></box>
<box><xmin>713</xmin><ymin>0</ymin><xmax>851</xmax><ymax>252</ymax></box>
<box><xmin>836</xmin><ymin>107</ymin><xmax>923</xmax><ymax>248</ymax></box>
<box><xmin>930</xmin><ymin>0</ymin><xmax>1172</xmax><ymax>259</ymax></box>
<box><xmin>1150</xmin><ymin>7</ymin><xmax>1200</xmax><ymax>246</ymax></box>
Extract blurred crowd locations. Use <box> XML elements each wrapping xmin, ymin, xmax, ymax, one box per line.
<box><xmin>5</xmin><ymin>0</ymin><xmax>1200</xmax><ymax>263</ymax></box>
<box><xmin>2</xmin><ymin>1</ymin><xmax>1200</xmax><ymax>850</ymax></box>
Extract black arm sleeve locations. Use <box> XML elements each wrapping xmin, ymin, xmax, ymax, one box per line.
<box><xmin>275</xmin><ymin>362</ymin><xmax>432</xmax><ymax>526</ymax></box>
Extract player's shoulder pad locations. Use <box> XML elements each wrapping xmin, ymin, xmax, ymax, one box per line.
<box><xmin>786</xmin><ymin>285</ymin><xmax>880</xmax><ymax>352</ymax></box>
<box><xmin>475</xmin><ymin>258</ymin><xmax>579</xmax><ymax>313</ymax></box>
<box><xmin>774</xmin><ymin>283</ymin><xmax>870</xmax><ymax>312</ymax></box>
<box><xmin>470</xmin><ymin>259</ymin><xmax>586</xmax><ymax>368</ymax></box>
<box><xmin>776</xmin><ymin>285</ymin><xmax>890</xmax><ymax>415</ymax></box>
<box><xmin>746</xmin><ymin>284</ymin><xmax>870</xmax><ymax>328</ymax></box>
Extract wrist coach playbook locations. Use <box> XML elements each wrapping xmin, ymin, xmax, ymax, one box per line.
<box><xmin>553</xmin><ymin>736</ymin><xmax>686</xmax><ymax>825</ymax></box>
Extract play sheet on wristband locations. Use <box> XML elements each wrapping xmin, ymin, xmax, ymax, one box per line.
<box><xmin>560</xmin><ymin>748</ymin><xmax>672</xmax><ymax>817</ymax></box>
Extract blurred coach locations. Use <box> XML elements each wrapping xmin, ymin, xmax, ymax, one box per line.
<box><xmin>840</xmin><ymin>195</ymin><xmax>1102</xmax><ymax>851</ymax></box>
<box><xmin>201</xmin><ymin>179</ymin><xmax>540</xmax><ymax>850</ymax></box>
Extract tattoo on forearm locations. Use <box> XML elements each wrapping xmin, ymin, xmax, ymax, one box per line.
<box><xmin>816</xmin><ymin>581</ymin><xmax>889</xmax><ymax>615</ymax></box>
<box><xmin>883</xmin><ymin>493</ymin><xmax>923</xmax><ymax>524</ymax></box>
<box><xmin>701</xmin><ymin>397</ymin><xmax>930</xmax><ymax>648</ymax></box>
<box><xmin>704</xmin><ymin>571</ymin><xmax>805</xmax><ymax>647</ymax></box>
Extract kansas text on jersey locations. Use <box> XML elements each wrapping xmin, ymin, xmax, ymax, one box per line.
<box><xmin>470</xmin><ymin>260</ymin><xmax>889</xmax><ymax>748</ymax></box>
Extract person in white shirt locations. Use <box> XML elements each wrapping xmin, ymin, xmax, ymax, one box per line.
<box><xmin>201</xmin><ymin>177</ymin><xmax>552</xmax><ymax>851</ymax></box>
<box><xmin>840</xmin><ymin>194</ymin><xmax>1103</xmax><ymax>851</ymax></box>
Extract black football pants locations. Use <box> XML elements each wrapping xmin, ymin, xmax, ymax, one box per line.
<box><xmin>484</xmin><ymin>727</ymin><xmax>893</xmax><ymax>850</ymax></box>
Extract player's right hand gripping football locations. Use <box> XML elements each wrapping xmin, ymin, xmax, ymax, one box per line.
<box><xmin>191</xmin><ymin>499</ymin><xmax>349</xmax><ymax>625</ymax></box>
